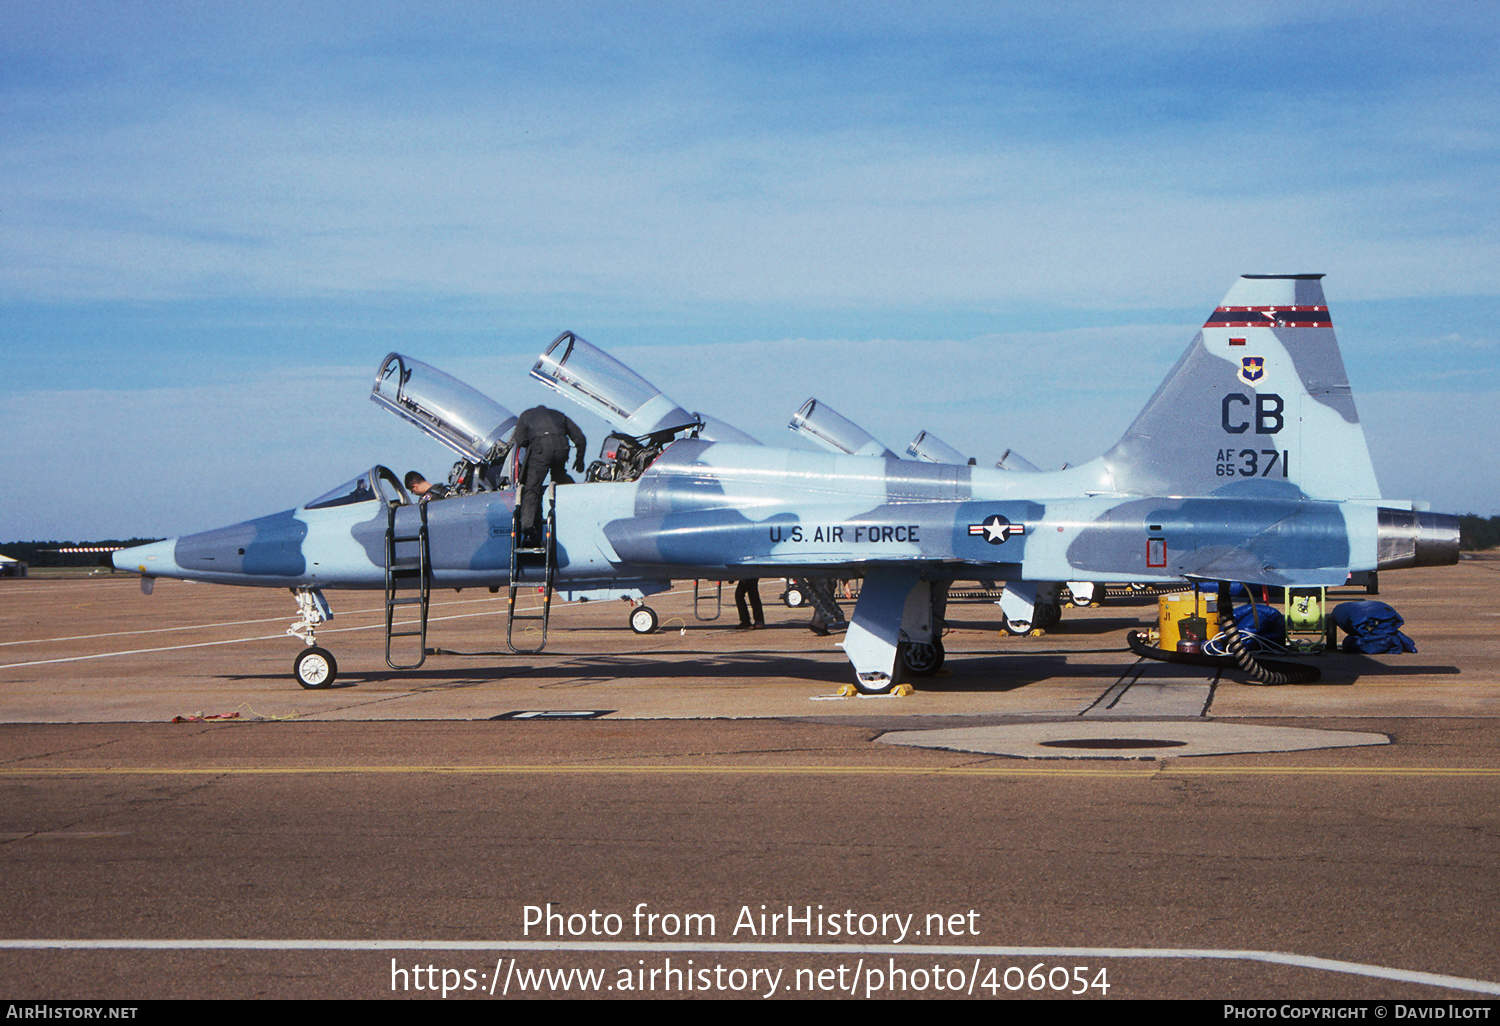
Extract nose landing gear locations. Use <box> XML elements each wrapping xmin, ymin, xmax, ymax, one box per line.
<box><xmin>294</xmin><ymin>646</ymin><xmax>338</xmax><ymax>689</ymax></box>
<box><xmin>287</xmin><ymin>587</ymin><xmax>337</xmax><ymax>688</ymax></box>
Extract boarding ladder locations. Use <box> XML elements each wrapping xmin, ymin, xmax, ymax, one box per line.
<box><xmin>507</xmin><ymin>484</ymin><xmax>557</xmax><ymax>654</ymax></box>
<box><xmin>794</xmin><ymin>576</ymin><xmax>847</xmax><ymax>631</ymax></box>
<box><xmin>693</xmin><ymin>579</ymin><xmax>723</xmax><ymax>621</ymax></box>
<box><xmin>383</xmin><ymin>499</ymin><xmax>432</xmax><ymax>669</ymax></box>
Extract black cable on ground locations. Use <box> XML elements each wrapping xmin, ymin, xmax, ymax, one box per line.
<box><xmin>1215</xmin><ymin>581</ymin><xmax>1321</xmax><ymax>685</ymax></box>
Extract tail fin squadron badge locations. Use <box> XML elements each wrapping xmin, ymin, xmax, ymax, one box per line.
<box><xmin>969</xmin><ymin>514</ymin><xmax>1025</xmax><ymax>544</ymax></box>
<box><xmin>1239</xmin><ymin>356</ymin><xmax>1265</xmax><ymax>385</ymax></box>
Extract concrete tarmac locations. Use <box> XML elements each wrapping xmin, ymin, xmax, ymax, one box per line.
<box><xmin>1</xmin><ymin>562</ymin><xmax>1497</xmax><ymax>1000</ymax></box>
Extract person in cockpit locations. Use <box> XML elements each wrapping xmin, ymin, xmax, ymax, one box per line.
<box><xmin>404</xmin><ymin>471</ymin><xmax>451</xmax><ymax>501</ymax></box>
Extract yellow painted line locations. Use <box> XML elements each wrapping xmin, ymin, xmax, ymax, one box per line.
<box><xmin>0</xmin><ymin>764</ymin><xmax>1495</xmax><ymax>779</ymax></box>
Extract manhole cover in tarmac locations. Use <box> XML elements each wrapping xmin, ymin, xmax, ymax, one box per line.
<box><xmin>879</xmin><ymin>721</ymin><xmax>1389</xmax><ymax>760</ymax></box>
<box><xmin>1039</xmin><ymin>738</ymin><xmax>1188</xmax><ymax>750</ymax></box>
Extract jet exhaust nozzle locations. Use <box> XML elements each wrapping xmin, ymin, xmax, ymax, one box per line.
<box><xmin>1376</xmin><ymin>509</ymin><xmax>1460</xmax><ymax>570</ymax></box>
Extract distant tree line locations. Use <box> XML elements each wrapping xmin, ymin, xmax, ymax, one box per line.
<box><xmin>0</xmin><ymin>540</ymin><xmax>161</xmax><ymax>568</ymax></box>
<box><xmin>1460</xmin><ymin>515</ymin><xmax>1500</xmax><ymax>552</ymax></box>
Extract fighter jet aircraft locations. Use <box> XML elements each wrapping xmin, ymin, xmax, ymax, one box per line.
<box><xmin>114</xmin><ymin>274</ymin><xmax>1459</xmax><ymax>693</ymax></box>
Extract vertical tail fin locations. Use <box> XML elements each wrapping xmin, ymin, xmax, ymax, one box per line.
<box><xmin>1101</xmin><ymin>274</ymin><xmax>1382</xmax><ymax>501</ymax></box>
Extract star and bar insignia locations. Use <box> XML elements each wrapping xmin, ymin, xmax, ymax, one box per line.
<box><xmin>968</xmin><ymin>514</ymin><xmax>1025</xmax><ymax>545</ymax></box>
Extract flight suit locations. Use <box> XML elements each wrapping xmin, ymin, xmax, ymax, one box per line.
<box><xmin>512</xmin><ymin>406</ymin><xmax>587</xmax><ymax>538</ymax></box>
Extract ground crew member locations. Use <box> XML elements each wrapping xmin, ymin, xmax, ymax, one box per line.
<box><xmin>512</xmin><ymin>405</ymin><xmax>587</xmax><ymax>545</ymax></box>
<box><xmin>735</xmin><ymin>578</ymin><xmax>765</xmax><ymax>629</ymax></box>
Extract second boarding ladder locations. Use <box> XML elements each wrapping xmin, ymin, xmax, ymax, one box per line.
<box><xmin>507</xmin><ymin>484</ymin><xmax>557</xmax><ymax>654</ymax></box>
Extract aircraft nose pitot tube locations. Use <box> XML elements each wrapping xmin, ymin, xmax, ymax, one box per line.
<box><xmin>1376</xmin><ymin>508</ymin><xmax>1460</xmax><ymax>569</ymax></box>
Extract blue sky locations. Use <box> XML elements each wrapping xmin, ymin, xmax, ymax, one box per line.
<box><xmin>3</xmin><ymin>2</ymin><xmax>1498</xmax><ymax>538</ymax></box>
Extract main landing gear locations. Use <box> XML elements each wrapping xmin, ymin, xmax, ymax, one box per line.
<box><xmin>900</xmin><ymin>638</ymin><xmax>945</xmax><ymax>676</ymax></box>
<box><xmin>1002</xmin><ymin>601</ymin><xmax>1062</xmax><ymax>636</ymax></box>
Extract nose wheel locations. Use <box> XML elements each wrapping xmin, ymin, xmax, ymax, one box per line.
<box><xmin>294</xmin><ymin>646</ymin><xmax>338</xmax><ymax>689</ymax></box>
<box><xmin>629</xmin><ymin>605</ymin><xmax>659</xmax><ymax>634</ymax></box>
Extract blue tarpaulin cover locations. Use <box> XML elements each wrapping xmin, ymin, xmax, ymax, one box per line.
<box><xmin>1332</xmin><ymin>601</ymin><xmax>1417</xmax><ymax>654</ymax></box>
<box><xmin>1231</xmin><ymin>603</ymin><xmax>1286</xmax><ymax>645</ymax></box>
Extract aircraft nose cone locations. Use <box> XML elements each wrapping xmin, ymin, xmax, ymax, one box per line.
<box><xmin>173</xmin><ymin>511</ymin><xmax>308</xmax><ymax>576</ymax></box>
<box><xmin>113</xmin><ymin>538</ymin><xmax>182</xmax><ymax>576</ymax></box>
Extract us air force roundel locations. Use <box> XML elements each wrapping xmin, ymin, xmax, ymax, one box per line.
<box><xmin>968</xmin><ymin>514</ymin><xmax>1025</xmax><ymax>544</ymax></box>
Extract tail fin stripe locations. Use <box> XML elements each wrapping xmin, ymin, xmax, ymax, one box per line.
<box><xmin>1206</xmin><ymin>307</ymin><xmax>1332</xmax><ymax>328</ymax></box>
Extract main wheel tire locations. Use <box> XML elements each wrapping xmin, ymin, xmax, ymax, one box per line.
<box><xmin>852</xmin><ymin>653</ymin><xmax>906</xmax><ymax>695</ymax></box>
<box><xmin>783</xmin><ymin>586</ymin><xmax>806</xmax><ymax>608</ymax></box>
<box><xmin>1003</xmin><ymin>616</ymin><xmax>1033</xmax><ymax>636</ymax></box>
<box><xmin>629</xmin><ymin>605</ymin><xmax>659</xmax><ymax>634</ymax></box>
<box><xmin>294</xmin><ymin>646</ymin><xmax>337</xmax><ymax>689</ymax></box>
<box><xmin>1036</xmin><ymin>602</ymin><xmax>1063</xmax><ymax>630</ymax></box>
<box><xmin>901</xmin><ymin>639</ymin><xmax>945</xmax><ymax>676</ymax></box>
<box><xmin>1070</xmin><ymin>584</ymin><xmax>1104</xmax><ymax>608</ymax></box>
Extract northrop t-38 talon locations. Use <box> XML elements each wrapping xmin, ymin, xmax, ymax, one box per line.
<box><xmin>115</xmin><ymin>275</ymin><xmax>1459</xmax><ymax>692</ymax></box>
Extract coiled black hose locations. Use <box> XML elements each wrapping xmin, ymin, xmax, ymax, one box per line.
<box><xmin>1215</xmin><ymin>581</ymin><xmax>1321</xmax><ymax>685</ymax></box>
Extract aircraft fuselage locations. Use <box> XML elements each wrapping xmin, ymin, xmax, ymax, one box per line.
<box><xmin>118</xmin><ymin>440</ymin><xmax>1437</xmax><ymax>594</ymax></box>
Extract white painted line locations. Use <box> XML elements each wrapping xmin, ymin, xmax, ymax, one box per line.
<box><xmin>0</xmin><ymin>594</ymin><xmax>509</xmax><ymax>648</ymax></box>
<box><xmin>0</xmin><ymin>633</ymin><xmax>292</xmax><ymax>669</ymax></box>
<box><xmin>0</xmin><ymin>939</ymin><xmax>1494</xmax><ymax>994</ymax></box>
<box><xmin>0</xmin><ymin>587</ymin><xmax>695</xmax><ymax>670</ymax></box>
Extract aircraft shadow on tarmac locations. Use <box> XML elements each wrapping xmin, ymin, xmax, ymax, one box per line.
<box><xmin>214</xmin><ymin>637</ymin><xmax>1457</xmax><ymax>691</ymax></box>
<box><xmin>1310</xmin><ymin>655</ymin><xmax>1460</xmax><ymax>681</ymax></box>
<box><xmin>218</xmin><ymin>653</ymin><xmax>851</xmax><ymax>687</ymax></box>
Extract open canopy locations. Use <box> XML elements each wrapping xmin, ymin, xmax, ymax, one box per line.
<box><xmin>530</xmin><ymin>332</ymin><xmax>698</xmax><ymax>441</ymax></box>
<box><xmin>789</xmin><ymin>398</ymin><xmax>897</xmax><ymax>458</ymax></box>
<box><xmin>371</xmin><ymin>353</ymin><xmax>517</xmax><ymax>463</ymax></box>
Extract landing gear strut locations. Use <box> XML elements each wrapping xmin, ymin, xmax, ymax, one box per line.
<box><xmin>286</xmin><ymin>588</ymin><xmax>336</xmax><ymax>688</ymax></box>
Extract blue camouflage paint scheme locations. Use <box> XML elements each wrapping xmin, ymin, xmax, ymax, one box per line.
<box><xmin>1065</xmin><ymin>492</ymin><xmax>1350</xmax><ymax>583</ymax></box>
<box><xmin>175</xmin><ymin>509</ymin><xmax>308</xmax><ymax>578</ymax></box>
<box><xmin>113</xmin><ymin>274</ymin><xmax>1462</xmax><ymax>691</ymax></box>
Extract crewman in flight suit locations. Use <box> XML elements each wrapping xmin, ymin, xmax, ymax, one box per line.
<box><xmin>512</xmin><ymin>405</ymin><xmax>587</xmax><ymax>546</ymax></box>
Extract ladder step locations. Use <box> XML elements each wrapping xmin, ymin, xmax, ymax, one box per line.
<box><xmin>384</xmin><ymin>500</ymin><xmax>432</xmax><ymax>670</ymax></box>
<box><xmin>507</xmin><ymin>493</ymin><xmax>556</xmax><ymax>656</ymax></box>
